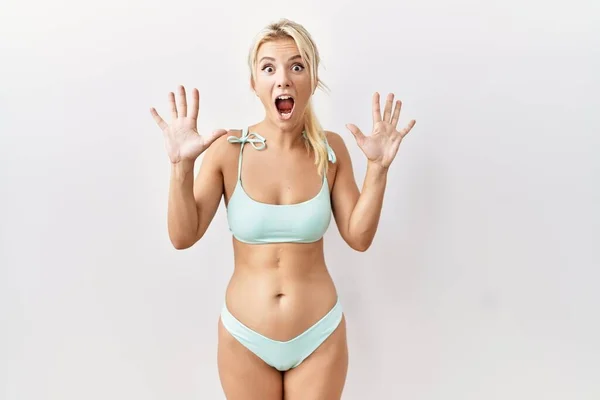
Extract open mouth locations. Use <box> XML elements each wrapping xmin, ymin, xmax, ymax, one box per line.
<box><xmin>275</xmin><ymin>95</ymin><xmax>295</xmax><ymax>120</ymax></box>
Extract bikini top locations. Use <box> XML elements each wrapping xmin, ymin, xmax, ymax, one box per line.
<box><xmin>225</xmin><ymin>127</ymin><xmax>337</xmax><ymax>244</ymax></box>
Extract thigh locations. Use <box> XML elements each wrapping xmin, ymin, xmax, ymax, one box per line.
<box><xmin>217</xmin><ymin>318</ymin><xmax>283</xmax><ymax>400</ymax></box>
<box><xmin>283</xmin><ymin>314</ymin><xmax>349</xmax><ymax>400</ymax></box>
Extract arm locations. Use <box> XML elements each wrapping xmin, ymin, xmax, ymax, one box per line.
<box><xmin>330</xmin><ymin>92</ymin><xmax>417</xmax><ymax>251</ymax></box>
<box><xmin>329</xmin><ymin>132</ymin><xmax>387</xmax><ymax>252</ymax></box>
<box><xmin>167</xmin><ymin>135</ymin><xmax>226</xmax><ymax>249</ymax></box>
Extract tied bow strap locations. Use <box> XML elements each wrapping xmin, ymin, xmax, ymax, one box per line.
<box><xmin>301</xmin><ymin>131</ymin><xmax>336</xmax><ymax>163</ymax></box>
<box><xmin>227</xmin><ymin>131</ymin><xmax>267</xmax><ymax>150</ymax></box>
<box><xmin>326</xmin><ymin>142</ymin><xmax>336</xmax><ymax>163</ymax></box>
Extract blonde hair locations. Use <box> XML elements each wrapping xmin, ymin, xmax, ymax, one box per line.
<box><xmin>248</xmin><ymin>18</ymin><xmax>331</xmax><ymax>176</ymax></box>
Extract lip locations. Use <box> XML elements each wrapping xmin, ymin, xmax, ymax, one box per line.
<box><xmin>274</xmin><ymin>95</ymin><xmax>296</xmax><ymax>121</ymax></box>
<box><xmin>273</xmin><ymin>94</ymin><xmax>296</xmax><ymax>120</ymax></box>
<box><xmin>273</xmin><ymin>94</ymin><xmax>295</xmax><ymax>103</ymax></box>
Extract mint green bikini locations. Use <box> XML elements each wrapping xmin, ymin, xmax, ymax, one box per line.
<box><xmin>220</xmin><ymin>126</ymin><xmax>344</xmax><ymax>371</ymax></box>
<box><xmin>226</xmin><ymin>127</ymin><xmax>336</xmax><ymax>244</ymax></box>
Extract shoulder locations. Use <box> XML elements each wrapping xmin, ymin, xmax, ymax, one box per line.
<box><xmin>211</xmin><ymin>128</ymin><xmax>244</xmax><ymax>152</ymax></box>
<box><xmin>324</xmin><ymin>130</ymin><xmax>345</xmax><ymax>148</ymax></box>
<box><xmin>199</xmin><ymin>129</ymin><xmax>242</xmax><ymax>170</ymax></box>
<box><xmin>324</xmin><ymin>130</ymin><xmax>351</xmax><ymax>162</ymax></box>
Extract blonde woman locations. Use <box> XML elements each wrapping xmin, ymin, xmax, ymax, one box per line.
<box><xmin>150</xmin><ymin>18</ymin><xmax>416</xmax><ymax>400</ymax></box>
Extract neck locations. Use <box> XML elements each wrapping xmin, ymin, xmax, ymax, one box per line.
<box><xmin>252</xmin><ymin>119</ymin><xmax>305</xmax><ymax>150</ymax></box>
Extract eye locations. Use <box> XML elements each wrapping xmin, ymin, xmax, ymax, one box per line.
<box><xmin>261</xmin><ymin>64</ymin><xmax>274</xmax><ymax>73</ymax></box>
<box><xmin>292</xmin><ymin>63</ymin><xmax>304</xmax><ymax>72</ymax></box>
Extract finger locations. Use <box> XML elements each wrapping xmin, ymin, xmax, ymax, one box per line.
<box><xmin>189</xmin><ymin>88</ymin><xmax>199</xmax><ymax>121</ymax></box>
<box><xmin>391</xmin><ymin>100</ymin><xmax>402</xmax><ymax>127</ymax></box>
<box><xmin>150</xmin><ymin>107</ymin><xmax>168</xmax><ymax>131</ymax></box>
<box><xmin>178</xmin><ymin>85</ymin><xmax>188</xmax><ymax>117</ymax></box>
<box><xmin>169</xmin><ymin>91</ymin><xmax>178</xmax><ymax>119</ymax></box>
<box><xmin>372</xmin><ymin>92</ymin><xmax>382</xmax><ymax>124</ymax></box>
<box><xmin>400</xmin><ymin>119</ymin><xmax>417</xmax><ymax>138</ymax></box>
<box><xmin>345</xmin><ymin>123</ymin><xmax>366</xmax><ymax>144</ymax></box>
<box><xmin>382</xmin><ymin>93</ymin><xmax>394</xmax><ymax>122</ymax></box>
<box><xmin>204</xmin><ymin>129</ymin><xmax>228</xmax><ymax>146</ymax></box>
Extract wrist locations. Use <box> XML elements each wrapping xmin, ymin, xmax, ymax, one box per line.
<box><xmin>367</xmin><ymin>160</ymin><xmax>389</xmax><ymax>177</ymax></box>
<box><xmin>171</xmin><ymin>159</ymin><xmax>195</xmax><ymax>181</ymax></box>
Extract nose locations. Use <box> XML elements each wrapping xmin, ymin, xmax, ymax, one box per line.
<box><xmin>276</xmin><ymin>69</ymin><xmax>292</xmax><ymax>88</ymax></box>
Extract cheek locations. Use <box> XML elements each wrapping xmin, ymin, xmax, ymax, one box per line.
<box><xmin>254</xmin><ymin>81</ymin><xmax>272</xmax><ymax>102</ymax></box>
<box><xmin>293</xmin><ymin>75</ymin><xmax>312</xmax><ymax>94</ymax></box>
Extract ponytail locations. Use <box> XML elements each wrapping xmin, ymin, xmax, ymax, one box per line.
<box><xmin>303</xmin><ymin>100</ymin><xmax>329</xmax><ymax>177</ymax></box>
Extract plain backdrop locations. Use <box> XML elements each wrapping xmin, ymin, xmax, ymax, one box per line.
<box><xmin>1</xmin><ymin>0</ymin><xmax>599</xmax><ymax>399</ymax></box>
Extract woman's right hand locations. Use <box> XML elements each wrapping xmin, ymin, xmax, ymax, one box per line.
<box><xmin>150</xmin><ymin>85</ymin><xmax>227</xmax><ymax>164</ymax></box>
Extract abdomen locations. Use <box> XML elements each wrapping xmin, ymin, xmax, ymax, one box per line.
<box><xmin>224</xmin><ymin>239</ymin><xmax>339</xmax><ymax>341</ymax></box>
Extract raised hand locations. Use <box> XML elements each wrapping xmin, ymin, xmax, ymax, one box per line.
<box><xmin>150</xmin><ymin>85</ymin><xmax>227</xmax><ymax>164</ymax></box>
<box><xmin>346</xmin><ymin>92</ymin><xmax>416</xmax><ymax>169</ymax></box>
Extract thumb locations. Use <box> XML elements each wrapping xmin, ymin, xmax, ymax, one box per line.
<box><xmin>204</xmin><ymin>128</ymin><xmax>228</xmax><ymax>146</ymax></box>
<box><xmin>345</xmin><ymin>123</ymin><xmax>366</xmax><ymax>144</ymax></box>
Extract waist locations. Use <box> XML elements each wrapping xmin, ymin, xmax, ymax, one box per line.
<box><xmin>224</xmin><ymin>244</ymin><xmax>337</xmax><ymax>341</ymax></box>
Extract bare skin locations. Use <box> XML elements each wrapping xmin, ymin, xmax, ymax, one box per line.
<box><xmin>212</xmin><ymin>124</ymin><xmax>350</xmax><ymax>399</ymax></box>
<box><xmin>150</xmin><ymin>36</ymin><xmax>416</xmax><ymax>399</ymax></box>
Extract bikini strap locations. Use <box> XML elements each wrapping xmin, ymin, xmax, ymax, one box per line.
<box><xmin>302</xmin><ymin>131</ymin><xmax>336</xmax><ymax>163</ymax></box>
<box><xmin>323</xmin><ymin>135</ymin><xmax>337</xmax><ymax>164</ymax></box>
<box><xmin>227</xmin><ymin>127</ymin><xmax>267</xmax><ymax>181</ymax></box>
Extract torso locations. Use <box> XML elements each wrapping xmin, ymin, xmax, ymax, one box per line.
<box><xmin>219</xmin><ymin>127</ymin><xmax>339</xmax><ymax>341</ymax></box>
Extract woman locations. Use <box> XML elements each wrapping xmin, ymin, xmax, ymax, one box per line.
<box><xmin>150</xmin><ymin>18</ymin><xmax>416</xmax><ymax>400</ymax></box>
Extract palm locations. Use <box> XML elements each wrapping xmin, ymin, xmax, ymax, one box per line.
<box><xmin>164</xmin><ymin>119</ymin><xmax>205</xmax><ymax>163</ymax></box>
<box><xmin>346</xmin><ymin>92</ymin><xmax>416</xmax><ymax>168</ymax></box>
<box><xmin>150</xmin><ymin>85</ymin><xmax>227</xmax><ymax>164</ymax></box>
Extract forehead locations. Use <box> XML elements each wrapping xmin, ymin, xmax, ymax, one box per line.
<box><xmin>257</xmin><ymin>38</ymin><xmax>301</xmax><ymax>61</ymax></box>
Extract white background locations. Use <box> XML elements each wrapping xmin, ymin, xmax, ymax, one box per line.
<box><xmin>1</xmin><ymin>0</ymin><xmax>599</xmax><ymax>398</ymax></box>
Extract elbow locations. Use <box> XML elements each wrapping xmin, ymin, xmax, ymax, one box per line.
<box><xmin>169</xmin><ymin>234</ymin><xmax>198</xmax><ymax>250</ymax></box>
<box><xmin>169</xmin><ymin>225</ymin><xmax>203</xmax><ymax>250</ymax></box>
<box><xmin>353</xmin><ymin>242</ymin><xmax>371</xmax><ymax>252</ymax></box>
<box><xmin>171</xmin><ymin>241</ymin><xmax>192</xmax><ymax>250</ymax></box>
<box><xmin>348</xmin><ymin>235</ymin><xmax>373</xmax><ymax>252</ymax></box>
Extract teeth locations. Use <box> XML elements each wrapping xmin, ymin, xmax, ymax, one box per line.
<box><xmin>276</xmin><ymin>95</ymin><xmax>293</xmax><ymax>117</ymax></box>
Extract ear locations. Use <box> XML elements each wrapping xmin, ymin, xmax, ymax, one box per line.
<box><xmin>250</xmin><ymin>76</ymin><xmax>256</xmax><ymax>94</ymax></box>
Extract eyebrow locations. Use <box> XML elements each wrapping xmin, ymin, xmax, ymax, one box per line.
<box><xmin>259</xmin><ymin>55</ymin><xmax>303</xmax><ymax>63</ymax></box>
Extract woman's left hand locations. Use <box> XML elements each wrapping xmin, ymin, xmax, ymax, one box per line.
<box><xmin>346</xmin><ymin>92</ymin><xmax>416</xmax><ymax>169</ymax></box>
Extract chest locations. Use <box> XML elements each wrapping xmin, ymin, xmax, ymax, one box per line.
<box><xmin>223</xmin><ymin>146</ymin><xmax>336</xmax><ymax>206</ymax></box>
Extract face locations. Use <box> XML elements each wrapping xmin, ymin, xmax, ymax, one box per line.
<box><xmin>252</xmin><ymin>38</ymin><xmax>313</xmax><ymax>128</ymax></box>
